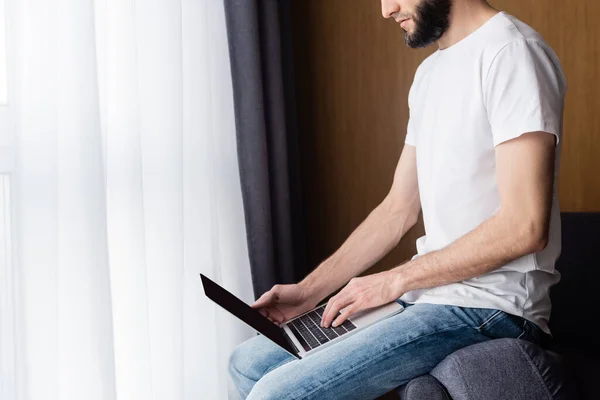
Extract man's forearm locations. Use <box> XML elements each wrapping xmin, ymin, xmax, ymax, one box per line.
<box><xmin>390</xmin><ymin>209</ymin><xmax>548</xmax><ymax>295</ymax></box>
<box><xmin>299</xmin><ymin>198</ymin><xmax>419</xmax><ymax>303</ymax></box>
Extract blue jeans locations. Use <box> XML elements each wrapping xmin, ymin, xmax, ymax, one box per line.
<box><xmin>228</xmin><ymin>300</ymin><xmax>548</xmax><ymax>400</ymax></box>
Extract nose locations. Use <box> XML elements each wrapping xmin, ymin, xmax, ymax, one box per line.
<box><xmin>381</xmin><ymin>0</ymin><xmax>400</xmax><ymax>19</ymax></box>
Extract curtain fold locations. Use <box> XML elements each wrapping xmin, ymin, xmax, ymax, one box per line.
<box><xmin>224</xmin><ymin>0</ymin><xmax>308</xmax><ymax>298</ymax></box>
<box><xmin>8</xmin><ymin>0</ymin><xmax>252</xmax><ymax>398</ymax></box>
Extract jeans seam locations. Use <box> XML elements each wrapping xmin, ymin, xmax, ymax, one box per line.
<box><xmin>477</xmin><ymin>310</ymin><xmax>502</xmax><ymax>330</ymax></box>
<box><xmin>293</xmin><ymin>323</ymin><xmax>468</xmax><ymax>400</ymax></box>
<box><xmin>516</xmin><ymin>319</ymin><xmax>528</xmax><ymax>339</ymax></box>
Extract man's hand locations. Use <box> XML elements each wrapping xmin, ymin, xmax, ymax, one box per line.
<box><xmin>251</xmin><ymin>283</ymin><xmax>319</xmax><ymax>326</ymax></box>
<box><xmin>320</xmin><ymin>271</ymin><xmax>404</xmax><ymax>328</ymax></box>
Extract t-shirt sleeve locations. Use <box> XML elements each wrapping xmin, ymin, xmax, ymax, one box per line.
<box><xmin>483</xmin><ymin>39</ymin><xmax>566</xmax><ymax>147</ymax></box>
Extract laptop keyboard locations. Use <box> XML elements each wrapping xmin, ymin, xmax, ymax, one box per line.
<box><xmin>287</xmin><ymin>305</ymin><xmax>356</xmax><ymax>352</ymax></box>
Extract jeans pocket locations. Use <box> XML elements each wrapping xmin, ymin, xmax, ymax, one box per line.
<box><xmin>516</xmin><ymin>325</ymin><xmax>528</xmax><ymax>339</ymax></box>
<box><xmin>477</xmin><ymin>311</ymin><xmax>525</xmax><ymax>340</ymax></box>
<box><xmin>518</xmin><ymin>320</ymin><xmax>551</xmax><ymax>347</ymax></box>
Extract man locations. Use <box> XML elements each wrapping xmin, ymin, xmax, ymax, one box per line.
<box><xmin>229</xmin><ymin>0</ymin><xmax>566</xmax><ymax>398</ymax></box>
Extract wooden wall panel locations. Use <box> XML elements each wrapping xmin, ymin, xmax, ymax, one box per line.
<box><xmin>292</xmin><ymin>0</ymin><xmax>600</xmax><ymax>276</ymax></box>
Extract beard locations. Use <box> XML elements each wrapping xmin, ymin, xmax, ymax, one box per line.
<box><xmin>404</xmin><ymin>0</ymin><xmax>453</xmax><ymax>48</ymax></box>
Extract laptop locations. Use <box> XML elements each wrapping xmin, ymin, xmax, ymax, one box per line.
<box><xmin>200</xmin><ymin>273</ymin><xmax>404</xmax><ymax>359</ymax></box>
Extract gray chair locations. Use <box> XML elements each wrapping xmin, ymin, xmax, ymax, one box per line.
<box><xmin>393</xmin><ymin>212</ymin><xmax>599</xmax><ymax>400</ymax></box>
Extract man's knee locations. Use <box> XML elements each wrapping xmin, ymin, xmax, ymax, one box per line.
<box><xmin>228</xmin><ymin>338</ymin><xmax>264</xmax><ymax>399</ymax></box>
<box><xmin>228</xmin><ymin>338</ymin><xmax>256</xmax><ymax>382</ymax></box>
<box><xmin>229</xmin><ymin>334</ymin><xmax>293</xmax><ymax>383</ymax></box>
<box><xmin>245</xmin><ymin>370</ymin><xmax>293</xmax><ymax>400</ymax></box>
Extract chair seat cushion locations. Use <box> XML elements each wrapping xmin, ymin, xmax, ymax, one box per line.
<box><xmin>429</xmin><ymin>338</ymin><xmax>567</xmax><ymax>400</ymax></box>
<box><xmin>396</xmin><ymin>374</ymin><xmax>451</xmax><ymax>400</ymax></box>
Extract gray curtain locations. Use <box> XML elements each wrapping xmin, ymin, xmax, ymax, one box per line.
<box><xmin>224</xmin><ymin>0</ymin><xmax>307</xmax><ymax>298</ymax></box>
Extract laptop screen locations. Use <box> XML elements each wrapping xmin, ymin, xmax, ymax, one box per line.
<box><xmin>200</xmin><ymin>274</ymin><xmax>299</xmax><ymax>357</ymax></box>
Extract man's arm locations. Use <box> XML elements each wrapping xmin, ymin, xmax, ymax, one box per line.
<box><xmin>321</xmin><ymin>131</ymin><xmax>556</xmax><ymax>328</ymax></box>
<box><xmin>299</xmin><ymin>144</ymin><xmax>421</xmax><ymax>304</ymax></box>
<box><xmin>389</xmin><ymin>131</ymin><xmax>555</xmax><ymax>292</ymax></box>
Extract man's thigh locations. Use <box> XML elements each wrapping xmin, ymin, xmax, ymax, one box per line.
<box><xmin>242</xmin><ymin>302</ymin><xmax>510</xmax><ymax>400</ymax></box>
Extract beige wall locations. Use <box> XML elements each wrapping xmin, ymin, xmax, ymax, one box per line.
<box><xmin>291</xmin><ymin>0</ymin><xmax>600</xmax><ymax>275</ymax></box>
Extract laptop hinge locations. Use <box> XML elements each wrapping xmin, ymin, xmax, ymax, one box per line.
<box><xmin>282</xmin><ymin>328</ymin><xmax>300</xmax><ymax>356</ymax></box>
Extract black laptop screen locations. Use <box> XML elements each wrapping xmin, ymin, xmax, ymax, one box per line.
<box><xmin>200</xmin><ymin>274</ymin><xmax>299</xmax><ymax>357</ymax></box>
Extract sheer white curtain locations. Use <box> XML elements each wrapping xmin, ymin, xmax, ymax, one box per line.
<box><xmin>7</xmin><ymin>0</ymin><xmax>255</xmax><ymax>399</ymax></box>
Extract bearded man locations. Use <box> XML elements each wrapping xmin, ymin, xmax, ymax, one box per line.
<box><xmin>229</xmin><ymin>1</ymin><xmax>566</xmax><ymax>398</ymax></box>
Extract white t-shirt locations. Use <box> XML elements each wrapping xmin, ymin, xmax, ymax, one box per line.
<box><xmin>400</xmin><ymin>11</ymin><xmax>567</xmax><ymax>334</ymax></box>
